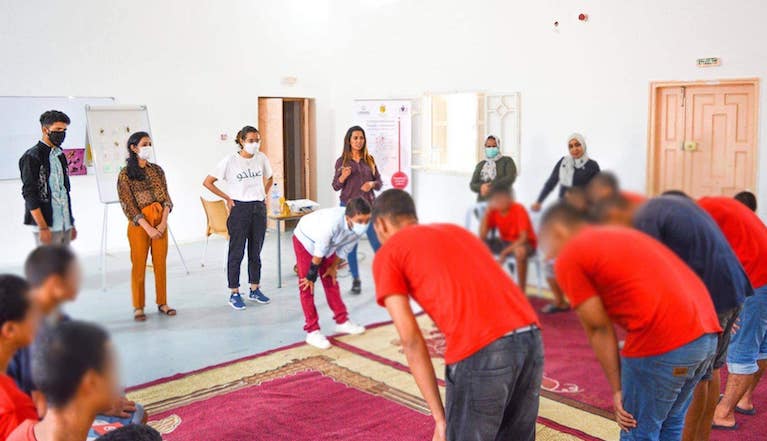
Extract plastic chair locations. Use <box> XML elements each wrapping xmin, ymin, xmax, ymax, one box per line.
<box><xmin>200</xmin><ymin>197</ymin><xmax>230</xmax><ymax>267</ymax></box>
<box><xmin>464</xmin><ymin>202</ymin><xmax>544</xmax><ymax>296</ymax></box>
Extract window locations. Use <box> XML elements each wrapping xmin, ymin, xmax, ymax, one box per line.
<box><xmin>412</xmin><ymin>92</ymin><xmax>520</xmax><ymax>174</ymax></box>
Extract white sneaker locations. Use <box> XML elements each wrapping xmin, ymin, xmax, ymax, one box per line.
<box><xmin>306</xmin><ymin>331</ymin><xmax>331</xmax><ymax>349</ymax></box>
<box><xmin>335</xmin><ymin>320</ymin><xmax>365</xmax><ymax>335</ymax></box>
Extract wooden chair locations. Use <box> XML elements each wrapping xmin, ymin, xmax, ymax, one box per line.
<box><xmin>200</xmin><ymin>198</ymin><xmax>229</xmax><ymax>267</ymax></box>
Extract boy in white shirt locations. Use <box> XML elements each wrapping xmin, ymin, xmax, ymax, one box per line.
<box><xmin>293</xmin><ymin>198</ymin><xmax>370</xmax><ymax>349</ymax></box>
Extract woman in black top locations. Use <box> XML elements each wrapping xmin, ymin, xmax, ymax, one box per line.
<box><xmin>469</xmin><ymin>135</ymin><xmax>517</xmax><ymax>202</ymax></box>
<box><xmin>531</xmin><ymin>133</ymin><xmax>600</xmax><ymax>212</ymax></box>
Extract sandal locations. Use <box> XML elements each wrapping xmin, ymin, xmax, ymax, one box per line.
<box><xmin>541</xmin><ymin>303</ymin><xmax>570</xmax><ymax>314</ymax></box>
<box><xmin>134</xmin><ymin>309</ymin><xmax>147</xmax><ymax>322</ymax></box>
<box><xmin>158</xmin><ymin>304</ymin><xmax>177</xmax><ymax>316</ymax></box>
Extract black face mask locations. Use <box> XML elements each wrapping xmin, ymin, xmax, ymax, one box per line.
<box><xmin>48</xmin><ymin>130</ymin><xmax>66</xmax><ymax>147</ymax></box>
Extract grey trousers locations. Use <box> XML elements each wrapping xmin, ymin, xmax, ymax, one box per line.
<box><xmin>33</xmin><ymin>229</ymin><xmax>73</xmax><ymax>246</ymax></box>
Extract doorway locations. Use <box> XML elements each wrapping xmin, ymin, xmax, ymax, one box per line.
<box><xmin>647</xmin><ymin>79</ymin><xmax>759</xmax><ymax>198</ymax></box>
<box><xmin>258</xmin><ymin>97</ymin><xmax>316</xmax><ymax>227</ymax></box>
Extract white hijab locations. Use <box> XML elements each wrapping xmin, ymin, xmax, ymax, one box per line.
<box><xmin>480</xmin><ymin>135</ymin><xmax>502</xmax><ymax>182</ymax></box>
<box><xmin>559</xmin><ymin>133</ymin><xmax>589</xmax><ymax>187</ymax></box>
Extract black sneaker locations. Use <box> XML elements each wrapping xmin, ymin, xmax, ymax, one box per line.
<box><xmin>350</xmin><ymin>279</ymin><xmax>362</xmax><ymax>295</ymax></box>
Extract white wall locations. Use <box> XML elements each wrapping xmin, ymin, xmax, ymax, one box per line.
<box><xmin>325</xmin><ymin>0</ymin><xmax>767</xmax><ymax>224</ymax></box>
<box><xmin>1</xmin><ymin>0</ymin><xmax>766</xmax><ymax>265</ymax></box>
<box><xmin>0</xmin><ymin>0</ymin><xmax>333</xmax><ymax>265</ymax></box>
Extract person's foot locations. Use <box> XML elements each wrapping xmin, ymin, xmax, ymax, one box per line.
<box><xmin>248</xmin><ymin>288</ymin><xmax>271</xmax><ymax>304</ymax></box>
<box><xmin>541</xmin><ymin>303</ymin><xmax>570</xmax><ymax>314</ymax></box>
<box><xmin>229</xmin><ymin>292</ymin><xmax>247</xmax><ymax>310</ymax></box>
<box><xmin>134</xmin><ymin>308</ymin><xmax>147</xmax><ymax>322</ymax></box>
<box><xmin>336</xmin><ymin>320</ymin><xmax>365</xmax><ymax>335</ymax></box>
<box><xmin>350</xmin><ymin>279</ymin><xmax>362</xmax><ymax>295</ymax></box>
<box><xmin>712</xmin><ymin>407</ymin><xmax>738</xmax><ymax>430</ymax></box>
<box><xmin>306</xmin><ymin>331</ymin><xmax>331</xmax><ymax>349</ymax></box>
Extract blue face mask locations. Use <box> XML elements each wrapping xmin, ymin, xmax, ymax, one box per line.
<box><xmin>352</xmin><ymin>222</ymin><xmax>369</xmax><ymax>236</ymax></box>
<box><xmin>485</xmin><ymin>147</ymin><xmax>500</xmax><ymax>158</ymax></box>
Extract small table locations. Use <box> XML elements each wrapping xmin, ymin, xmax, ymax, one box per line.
<box><xmin>269</xmin><ymin>212</ymin><xmax>311</xmax><ymax>288</ymax></box>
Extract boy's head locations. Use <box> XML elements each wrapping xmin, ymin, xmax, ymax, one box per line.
<box><xmin>32</xmin><ymin>321</ymin><xmax>119</xmax><ymax>414</ymax></box>
<box><xmin>372</xmin><ymin>189</ymin><xmax>418</xmax><ymax>244</ymax></box>
<box><xmin>488</xmin><ymin>185</ymin><xmax>513</xmax><ymax>211</ymax></box>
<box><xmin>96</xmin><ymin>424</ymin><xmax>162</xmax><ymax>441</ymax></box>
<box><xmin>734</xmin><ymin>191</ymin><xmax>757</xmax><ymax>212</ymax></box>
<box><xmin>591</xmin><ymin>195</ymin><xmax>634</xmax><ymax>226</ymax></box>
<box><xmin>39</xmin><ymin>110</ymin><xmax>70</xmax><ymax>147</ymax></box>
<box><xmin>539</xmin><ymin>202</ymin><xmax>587</xmax><ymax>259</ymax></box>
<box><xmin>24</xmin><ymin>246</ymin><xmax>81</xmax><ymax>312</ymax></box>
<box><xmin>344</xmin><ymin>198</ymin><xmax>373</xmax><ymax>233</ymax></box>
<box><xmin>0</xmin><ymin>275</ymin><xmax>39</xmax><ymax>350</ymax></box>
<box><xmin>564</xmin><ymin>186</ymin><xmax>588</xmax><ymax>213</ymax></box>
<box><xmin>586</xmin><ymin>172</ymin><xmax>620</xmax><ymax>204</ymax></box>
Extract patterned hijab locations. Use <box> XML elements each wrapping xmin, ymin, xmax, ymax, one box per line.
<box><xmin>480</xmin><ymin>135</ymin><xmax>502</xmax><ymax>182</ymax></box>
<box><xmin>559</xmin><ymin>133</ymin><xmax>589</xmax><ymax>187</ymax></box>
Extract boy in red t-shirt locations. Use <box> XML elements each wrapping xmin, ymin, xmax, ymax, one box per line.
<box><xmin>480</xmin><ymin>185</ymin><xmax>537</xmax><ymax>289</ymax></box>
<box><xmin>372</xmin><ymin>190</ymin><xmax>541</xmax><ymax>441</ymax></box>
<box><xmin>539</xmin><ymin>202</ymin><xmax>721</xmax><ymax>440</ymax></box>
<box><xmin>0</xmin><ymin>275</ymin><xmax>40</xmax><ymax>439</ymax></box>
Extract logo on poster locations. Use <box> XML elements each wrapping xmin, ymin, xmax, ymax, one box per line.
<box><xmin>391</xmin><ymin>171</ymin><xmax>409</xmax><ymax>189</ymax></box>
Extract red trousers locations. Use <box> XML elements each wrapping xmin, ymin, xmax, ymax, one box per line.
<box><xmin>293</xmin><ymin>236</ymin><xmax>349</xmax><ymax>332</ymax></box>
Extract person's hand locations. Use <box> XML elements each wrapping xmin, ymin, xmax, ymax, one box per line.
<box><xmin>322</xmin><ymin>266</ymin><xmax>338</xmax><ymax>284</ymax></box>
<box><xmin>531</xmin><ymin>202</ymin><xmax>542</xmax><ymax>212</ymax></box>
<box><xmin>613</xmin><ymin>391</ymin><xmax>637</xmax><ymax>431</ymax></box>
<box><xmin>145</xmin><ymin>226</ymin><xmax>163</xmax><ymax>240</ymax></box>
<box><xmin>299</xmin><ymin>278</ymin><xmax>315</xmax><ymax>293</ymax></box>
<box><xmin>105</xmin><ymin>396</ymin><xmax>137</xmax><ymax>418</ymax></box>
<box><xmin>361</xmin><ymin>181</ymin><xmax>375</xmax><ymax>192</ymax></box>
<box><xmin>480</xmin><ymin>183</ymin><xmax>491</xmax><ymax>197</ymax></box>
<box><xmin>38</xmin><ymin>228</ymin><xmax>52</xmax><ymax>245</ymax></box>
<box><xmin>432</xmin><ymin>419</ymin><xmax>446</xmax><ymax>441</ymax></box>
<box><xmin>340</xmin><ymin>166</ymin><xmax>352</xmax><ymax>181</ymax></box>
<box><xmin>732</xmin><ymin>317</ymin><xmax>741</xmax><ymax>336</ymax></box>
<box><xmin>156</xmin><ymin>221</ymin><xmax>168</xmax><ymax>235</ymax></box>
<box><xmin>70</xmin><ymin>227</ymin><xmax>78</xmax><ymax>242</ymax></box>
<box><xmin>226</xmin><ymin>197</ymin><xmax>235</xmax><ymax>210</ymax></box>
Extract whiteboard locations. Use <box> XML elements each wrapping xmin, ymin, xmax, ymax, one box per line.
<box><xmin>85</xmin><ymin>105</ymin><xmax>155</xmax><ymax>204</ymax></box>
<box><xmin>0</xmin><ymin>96</ymin><xmax>115</xmax><ymax>180</ymax></box>
<box><xmin>352</xmin><ymin>99</ymin><xmax>413</xmax><ymax>193</ymax></box>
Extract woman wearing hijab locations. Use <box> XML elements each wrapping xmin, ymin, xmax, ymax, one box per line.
<box><xmin>470</xmin><ymin>135</ymin><xmax>517</xmax><ymax>202</ymax></box>
<box><xmin>531</xmin><ymin>133</ymin><xmax>600</xmax><ymax>212</ymax></box>
<box><xmin>532</xmin><ymin>133</ymin><xmax>599</xmax><ymax>315</ymax></box>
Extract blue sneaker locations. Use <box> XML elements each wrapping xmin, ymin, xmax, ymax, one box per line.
<box><xmin>229</xmin><ymin>293</ymin><xmax>247</xmax><ymax>310</ymax></box>
<box><xmin>249</xmin><ymin>288</ymin><xmax>271</xmax><ymax>304</ymax></box>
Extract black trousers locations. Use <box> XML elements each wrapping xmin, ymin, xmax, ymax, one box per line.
<box><xmin>445</xmin><ymin>329</ymin><xmax>543</xmax><ymax>441</ymax></box>
<box><xmin>226</xmin><ymin>201</ymin><xmax>267</xmax><ymax>289</ymax></box>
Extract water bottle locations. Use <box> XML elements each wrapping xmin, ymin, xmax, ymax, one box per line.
<box><xmin>270</xmin><ymin>182</ymin><xmax>282</xmax><ymax>216</ymax></box>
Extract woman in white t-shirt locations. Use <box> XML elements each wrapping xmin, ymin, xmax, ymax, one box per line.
<box><xmin>203</xmin><ymin>126</ymin><xmax>274</xmax><ymax>310</ymax></box>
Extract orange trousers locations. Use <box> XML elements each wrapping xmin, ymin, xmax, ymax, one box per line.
<box><xmin>128</xmin><ymin>202</ymin><xmax>168</xmax><ymax>309</ymax></box>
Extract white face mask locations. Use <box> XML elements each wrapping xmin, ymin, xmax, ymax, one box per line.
<box><xmin>351</xmin><ymin>222</ymin><xmax>369</xmax><ymax>236</ymax></box>
<box><xmin>138</xmin><ymin>146</ymin><xmax>153</xmax><ymax>160</ymax></box>
<box><xmin>243</xmin><ymin>141</ymin><xmax>260</xmax><ymax>155</ymax></box>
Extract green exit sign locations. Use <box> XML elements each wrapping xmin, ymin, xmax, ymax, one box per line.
<box><xmin>697</xmin><ymin>57</ymin><xmax>721</xmax><ymax>67</ymax></box>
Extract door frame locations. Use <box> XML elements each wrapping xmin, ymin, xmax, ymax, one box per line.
<box><xmin>646</xmin><ymin>78</ymin><xmax>760</xmax><ymax>196</ymax></box>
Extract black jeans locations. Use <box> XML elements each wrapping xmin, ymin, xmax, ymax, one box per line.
<box><xmin>445</xmin><ymin>328</ymin><xmax>543</xmax><ymax>441</ymax></box>
<box><xmin>226</xmin><ymin>201</ymin><xmax>267</xmax><ymax>289</ymax></box>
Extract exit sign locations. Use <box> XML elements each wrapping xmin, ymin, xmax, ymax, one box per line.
<box><xmin>697</xmin><ymin>57</ymin><xmax>721</xmax><ymax>67</ymax></box>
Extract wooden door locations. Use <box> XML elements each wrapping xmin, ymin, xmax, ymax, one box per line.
<box><xmin>650</xmin><ymin>81</ymin><xmax>758</xmax><ymax>197</ymax></box>
<box><xmin>258</xmin><ymin>98</ymin><xmax>284</xmax><ymax>227</ymax></box>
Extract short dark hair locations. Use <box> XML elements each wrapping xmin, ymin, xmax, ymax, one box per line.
<box><xmin>32</xmin><ymin>321</ymin><xmax>110</xmax><ymax>408</ymax></box>
<box><xmin>96</xmin><ymin>424</ymin><xmax>162</xmax><ymax>441</ymax></box>
<box><xmin>372</xmin><ymin>189</ymin><xmax>417</xmax><ymax>223</ymax></box>
<box><xmin>662</xmin><ymin>189</ymin><xmax>691</xmax><ymax>199</ymax></box>
<box><xmin>591</xmin><ymin>195</ymin><xmax>630</xmax><ymax>222</ymax></box>
<box><xmin>488</xmin><ymin>183</ymin><xmax>512</xmax><ymax>198</ymax></box>
<box><xmin>589</xmin><ymin>172</ymin><xmax>620</xmax><ymax>192</ymax></box>
<box><xmin>344</xmin><ymin>197</ymin><xmax>372</xmax><ymax>217</ymax></box>
<box><xmin>39</xmin><ymin>110</ymin><xmax>71</xmax><ymax>127</ymax></box>
<box><xmin>24</xmin><ymin>246</ymin><xmax>77</xmax><ymax>287</ymax></box>
<box><xmin>541</xmin><ymin>201</ymin><xmax>587</xmax><ymax>229</ymax></box>
<box><xmin>734</xmin><ymin>191</ymin><xmax>757</xmax><ymax>212</ymax></box>
<box><xmin>0</xmin><ymin>275</ymin><xmax>31</xmax><ymax>328</ymax></box>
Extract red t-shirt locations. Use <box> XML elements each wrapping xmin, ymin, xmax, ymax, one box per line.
<box><xmin>6</xmin><ymin>419</ymin><xmax>36</xmax><ymax>441</ymax></box>
<box><xmin>374</xmin><ymin>224</ymin><xmax>540</xmax><ymax>364</ymax></box>
<box><xmin>485</xmin><ymin>202</ymin><xmax>538</xmax><ymax>249</ymax></box>
<box><xmin>555</xmin><ymin>226</ymin><xmax>721</xmax><ymax>358</ymax></box>
<box><xmin>0</xmin><ymin>374</ymin><xmax>38</xmax><ymax>440</ymax></box>
<box><xmin>698</xmin><ymin>197</ymin><xmax>767</xmax><ymax>288</ymax></box>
